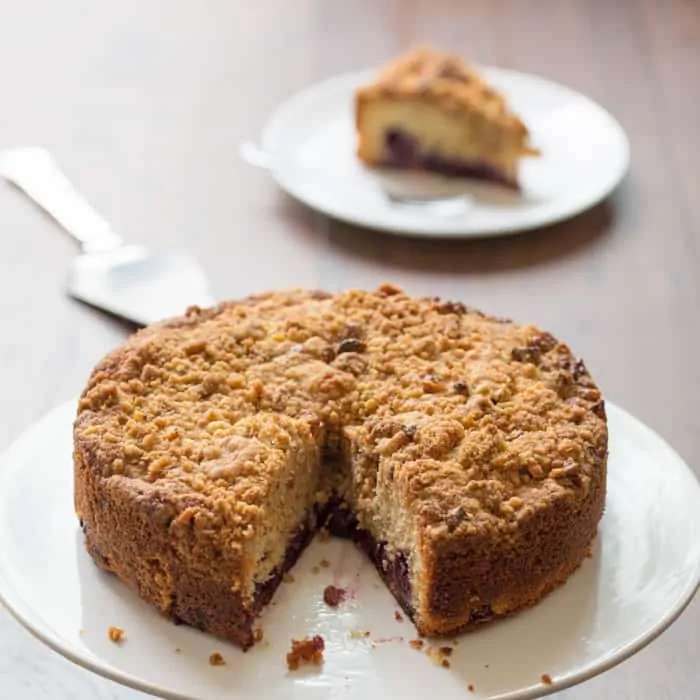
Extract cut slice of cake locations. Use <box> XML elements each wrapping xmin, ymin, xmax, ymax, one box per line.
<box><xmin>355</xmin><ymin>46</ymin><xmax>540</xmax><ymax>188</ymax></box>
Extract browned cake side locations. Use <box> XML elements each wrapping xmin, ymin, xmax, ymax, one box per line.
<box><xmin>74</xmin><ymin>286</ymin><xmax>607</xmax><ymax>649</ymax></box>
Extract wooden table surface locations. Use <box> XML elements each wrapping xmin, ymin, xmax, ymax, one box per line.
<box><xmin>0</xmin><ymin>1</ymin><xmax>698</xmax><ymax>698</ymax></box>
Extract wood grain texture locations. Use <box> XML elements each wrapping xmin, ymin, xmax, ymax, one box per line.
<box><xmin>0</xmin><ymin>0</ymin><xmax>697</xmax><ymax>698</ymax></box>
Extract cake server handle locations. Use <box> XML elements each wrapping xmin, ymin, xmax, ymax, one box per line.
<box><xmin>0</xmin><ymin>146</ymin><xmax>124</xmax><ymax>253</ymax></box>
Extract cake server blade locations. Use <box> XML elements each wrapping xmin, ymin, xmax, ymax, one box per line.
<box><xmin>0</xmin><ymin>147</ymin><xmax>215</xmax><ymax>327</ymax></box>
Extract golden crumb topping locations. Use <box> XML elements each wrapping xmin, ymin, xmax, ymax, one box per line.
<box><xmin>356</xmin><ymin>45</ymin><xmax>539</xmax><ymax>155</ymax></box>
<box><xmin>286</xmin><ymin>636</ymin><xmax>325</xmax><ymax>670</ymax></box>
<box><xmin>76</xmin><ymin>286</ymin><xmax>606</xmax><ymax>541</ymax></box>
<box><xmin>108</xmin><ymin>626</ymin><xmax>125</xmax><ymax>643</ymax></box>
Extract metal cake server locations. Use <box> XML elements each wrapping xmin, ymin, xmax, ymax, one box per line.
<box><xmin>0</xmin><ymin>147</ymin><xmax>215</xmax><ymax>326</ymax></box>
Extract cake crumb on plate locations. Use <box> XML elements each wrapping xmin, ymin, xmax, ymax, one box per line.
<box><xmin>425</xmin><ymin>644</ymin><xmax>454</xmax><ymax>667</ymax></box>
<box><xmin>323</xmin><ymin>584</ymin><xmax>346</xmax><ymax>607</ymax></box>
<box><xmin>349</xmin><ymin>629</ymin><xmax>371</xmax><ymax>639</ymax></box>
<box><xmin>542</xmin><ymin>674</ymin><xmax>552</xmax><ymax>685</ymax></box>
<box><xmin>394</xmin><ymin>611</ymin><xmax>403</xmax><ymax>621</ymax></box>
<box><xmin>409</xmin><ymin>639</ymin><xmax>424</xmax><ymax>650</ymax></box>
<box><xmin>108</xmin><ymin>626</ymin><xmax>125</xmax><ymax>643</ymax></box>
<box><xmin>209</xmin><ymin>653</ymin><xmax>225</xmax><ymax>666</ymax></box>
<box><xmin>286</xmin><ymin>636</ymin><xmax>325</xmax><ymax>670</ymax></box>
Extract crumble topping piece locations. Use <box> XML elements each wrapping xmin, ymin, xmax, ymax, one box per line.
<box><xmin>209</xmin><ymin>652</ymin><xmax>225</xmax><ymax>666</ymax></box>
<box><xmin>286</xmin><ymin>636</ymin><xmax>325</xmax><ymax>670</ymax></box>
<box><xmin>107</xmin><ymin>626</ymin><xmax>125</xmax><ymax>643</ymax></box>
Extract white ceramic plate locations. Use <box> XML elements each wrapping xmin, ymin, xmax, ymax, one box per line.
<box><xmin>258</xmin><ymin>67</ymin><xmax>630</xmax><ymax>237</ymax></box>
<box><xmin>0</xmin><ymin>400</ymin><xmax>698</xmax><ymax>700</ymax></box>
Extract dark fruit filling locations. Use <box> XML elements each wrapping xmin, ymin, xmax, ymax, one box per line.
<box><xmin>383</xmin><ymin>128</ymin><xmax>517</xmax><ymax>187</ymax></box>
<box><xmin>318</xmin><ymin>497</ymin><xmax>416</xmax><ymax>619</ymax></box>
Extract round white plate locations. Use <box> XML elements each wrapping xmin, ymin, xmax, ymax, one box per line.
<box><xmin>259</xmin><ymin>67</ymin><xmax>630</xmax><ymax>237</ymax></box>
<box><xmin>1</xmin><ymin>400</ymin><xmax>698</xmax><ymax>700</ymax></box>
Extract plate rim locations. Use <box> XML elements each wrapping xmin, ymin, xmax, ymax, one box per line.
<box><xmin>259</xmin><ymin>65</ymin><xmax>631</xmax><ymax>238</ymax></box>
<box><xmin>0</xmin><ymin>399</ymin><xmax>698</xmax><ymax>700</ymax></box>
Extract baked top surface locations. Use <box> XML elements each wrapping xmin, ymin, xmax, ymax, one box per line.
<box><xmin>356</xmin><ymin>46</ymin><xmax>536</xmax><ymax>151</ymax></box>
<box><xmin>75</xmin><ymin>285</ymin><xmax>607</xmax><ymax>541</ymax></box>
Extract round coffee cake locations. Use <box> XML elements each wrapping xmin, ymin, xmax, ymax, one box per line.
<box><xmin>74</xmin><ymin>285</ymin><xmax>607</xmax><ymax>649</ymax></box>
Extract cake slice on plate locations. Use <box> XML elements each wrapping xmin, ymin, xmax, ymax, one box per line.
<box><xmin>355</xmin><ymin>46</ymin><xmax>540</xmax><ymax>188</ymax></box>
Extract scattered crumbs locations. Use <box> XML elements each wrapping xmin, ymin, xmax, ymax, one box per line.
<box><xmin>409</xmin><ymin>639</ymin><xmax>424</xmax><ymax>650</ymax></box>
<box><xmin>209</xmin><ymin>652</ymin><xmax>226</xmax><ymax>666</ymax></box>
<box><xmin>283</xmin><ymin>572</ymin><xmax>295</xmax><ymax>584</ymax></box>
<box><xmin>349</xmin><ymin>629</ymin><xmax>371</xmax><ymax>639</ymax></box>
<box><xmin>323</xmin><ymin>584</ymin><xmax>346</xmax><ymax>607</ymax></box>
<box><xmin>175</xmin><ymin>648</ymin><xmax>182</xmax><ymax>653</ymax></box>
<box><xmin>108</xmin><ymin>626</ymin><xmax>125</xmax><ymax>643</ymax></box>
<box><xmin>451</xmin><ymin>639</ymin><xmax>459</xmax><ymax>646</ymax></box>
<box><xmin>286</xmin><ymin>636</ymin><xmax>325</xmax><ymax>671</ymax></box>
<box><xmin>425</xmin><ymin>645</ymin><xmax>453</xmax><ymax>668</ymax></box>
<box><xmin>370</xmin><ymin>642</ymin><xmax>377</xmax><ymax>650</ymax></box>
<box><xmin>317</xmin><ymin>527</ymin><xmax>330</xmax><ymax>542</ymax></box>
<box><xmin>253</xmin><ymin>628</ymin><xmax>264</xmax><ymax>643</ymax></box>
<box><xmin>394</xmin><ymin>611</ymin><xmax>404</xmax><ymax>622</ymax></box>
<box><xmin>425</xmin><ymin>646</ymin><xmax>440</xmax><ymax>664</ymax></box>
<box><xmin>485</xmin><ymin>664</ymin><xmax>490</xmax><ymax>668</ymax></box>
<box><xmin>468</xmin><ymin>684</ymin><xmax>475</xmax><ymax>692</ymax></box>
<box><xmin>312</xmin><ymin>566</ymin><xmax>320</xmax><ymax>574</ymax></box>
<box><xmin>320</xmin><ymin>558</ymin><xmax>330</xmax><ymax>568</ymax></box>
<box><xmin>541</xmin><ymin>674</ymin><xmax>552</xmax><ymax>685</ymax></box>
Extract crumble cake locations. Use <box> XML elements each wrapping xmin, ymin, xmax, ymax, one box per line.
<box><xmin>355</xmin><ymin>46</ymin><xmax>540</xmax><ymax>187</ymax></box>
<box><xmin>74</xmin><ymin>286</ymin><xmax>607</xmax><ymax>650</ymax></box>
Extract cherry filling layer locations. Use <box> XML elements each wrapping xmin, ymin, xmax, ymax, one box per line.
<box><xmin>318</xmin><ymin>498</ymin><xmax>415</xmax><ymax>619</ymax></box>
<box><xmin>383</xmin><ymin>128</ymin><xmax>517</xmax><ymax>187</ymax></box>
